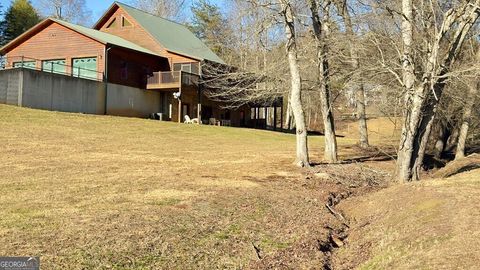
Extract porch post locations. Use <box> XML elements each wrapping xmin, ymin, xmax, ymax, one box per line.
<box><xmin>265</xmin><ymin>106</ymin><xmax>268</xmax><ymax>128</ymax></box>
<box><xmin>178</xmin><ymin>71</ymin><xmax>182</xmax><ymax>123</ymax></box>
<box><xmin>252</xmin><ymin>107</ymin><xmax>256</xmax><ymax>128</ymax></box>
<box><xmin>197</xmin><ymin>83</ymin><xmax>202</xmax><ymax>123</ymax></box>
<box><xmin>280</xmin><ymin>103</ymin><xmax>284</xmax><ymax>131</ymax></box>
<box><xmin>273</xmin><ymin>104</ymin><xmax>277</xmax><ymax>131</ymax></box>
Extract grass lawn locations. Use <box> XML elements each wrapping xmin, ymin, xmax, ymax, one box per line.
<box><xmin>0</xmin><ymin>104</ymin><xmax>408</xmax><ymax>269</ymax></box>
<box><xmin>1</xmin><ymin>104</ymin><xmax>379</xmax><ymax>269</ymax></box>
<box><xmin>3</xmin><ymin>104</ymin><xmax>476</xmax><ymax>269</ymax></box>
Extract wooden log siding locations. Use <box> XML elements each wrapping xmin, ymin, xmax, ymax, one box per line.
<box><xmin>6</xmin><ymin>22</ymin><xmax>105</xmax><ymax>76</ymax></box>
<box><xmin>97</xmin><ymin>6</ymin><xmax>199</xmax><ymax>68</ymax></box>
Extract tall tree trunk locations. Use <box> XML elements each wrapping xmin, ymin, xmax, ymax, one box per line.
<box><xmin>395</xmin><ymin>0</ymin><xmax>480</xmax><ymax>181</ymax></box>
<box><xmin>356</xmin><ymin>85</ymin><xmax>369</xmax><ymax>148</ymax></box>
<box><xmin>410</xmin><ymin>6</ymin><xmax>480</xmax><ymax>180</ymax></box>
<box><xmin>456</xmin><ymin>75</ymin><xmax>479</xmax><ymax>159</ymax></box>
<box><xmin>308</xmin><ymin>0</ymin><xmax>338</xmax><ymax>163</ymax></box>
<box><xmin>336</xmin><ymin>0</ymin><xmax>369</xmax><ymax>148</ymax></box>
<box><xmin>279</xmin><ymin>0</ymin><xmax>310</xmax><ymax>167</ymax></box>
<box><xmin>395</xmin><ymin>0</ymin><xmax>417</xmax><ymax>182</ymax></box>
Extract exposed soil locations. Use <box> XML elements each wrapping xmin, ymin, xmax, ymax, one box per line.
<box><xmin>249</xmin><ymin>164</ymin><xmax>390</xmax><ymax>269</ymax></box>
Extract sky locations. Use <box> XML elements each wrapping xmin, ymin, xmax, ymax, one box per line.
<box><xmin>0</xmin><ymin>0</ymin><xmax>117</xmax><ymax>22</ymax></box>
<box><xmin>0</xmin><ymin>0</ymin><xmax>227</xmax><ymax>23</ymax></box>
<box><xmin>85</xmin><ymin>0</ymin><xmax>117</xmax><ymax>19</ymax></box>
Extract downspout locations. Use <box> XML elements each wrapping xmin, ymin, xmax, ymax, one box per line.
<box><xmin>104</xmin><ymin>46</ymin><xmax>112</xmax><ymax>115</ymax></box>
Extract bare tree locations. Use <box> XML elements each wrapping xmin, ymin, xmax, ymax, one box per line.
<box><xmin>200</xmin><ymin>0</ymin><xmax>289</xmax><ymax>108</ymax></box>
<box><xmin>308</xmin><ymin>0</ymin><xmax>338</xmax><ymax>163</ymax></box>
<box><xmin>279</xmin><ymin>0</ymin><xmax>310</xmax><ymax>167</ymax></box>
<box><xmin>335</xmin><ymin>0</ymin><xmax>369</xmax><ymax>148</ymax></box>
<box><xmin>132</xmin><ymin>0</ymin><xmax>187</xmax><ymax>20</ymax></box>
<box><xmin>395</xmin><ymin>0</ymin><xmax>480</xmax><ymax>181</ymax></box>
<box><xmin>35</xmin><ymin>0</ymin><xmax>92</xmax><ymax>26</ymax></box>
<box><xmin>456</xmin><ymin>47</ymin><xmax>480</xmax><ymax>159</ymax></box>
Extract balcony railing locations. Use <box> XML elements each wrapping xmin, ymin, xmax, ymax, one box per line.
<box><xmin>1</xmin><ymin>55</ymin><xmax>104</xmax><ymax>81</ymax></box>
<box><xmin>147</xmin><ymin>71</ymin><xmax>199</xmax><ymax>90</ymax></box>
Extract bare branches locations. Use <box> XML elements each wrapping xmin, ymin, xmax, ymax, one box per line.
<box><xmin>132</xmin><ymin>0</ymin><xmax>187</xmax><ymax>20</ymax></box>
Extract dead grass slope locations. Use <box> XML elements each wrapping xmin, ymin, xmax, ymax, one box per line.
<box><xmin>1</xmin><ymin>104</ymin><xmax>382</xmax><ymax>269</ymax></box>
<box><xmin>335</xmin><ymin>169</ymin><xmax>480</xmax><ymax>269</ymax></box>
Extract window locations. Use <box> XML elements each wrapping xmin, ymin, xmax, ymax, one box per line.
<box><xmin>173</xmin><ymin>62</ymin><xmax>200</xmax><ymax>75</ymax></box>
<box><xmin>42</xmin><ymin>59</ymin><xmax>66</xmax><ymax>74</ymax></box>
<box><xmin>13</xmin><ymin>61</ymin><xmax>36</xmax><ymax>70</ymax></box>
<box><xmin>107</xmin><ymin>18</ymin><xmax>117</xmax><ymax>28</ymax></box>
<box><xmin>122</xmin><ymin>16</ymin><xmax>132</xmax><ymax>27</ymax></box>
<box><xmin>181</xmin><ymin>63</ymin><xmax>191</xmax><ymax>73</ymax></box>
<box><xmin>191</xmin><ymin>62</ymin><xmax>200</xmax><ymax>74</ymax></box>
<box><xmin>72</xmin><ymin>57</ymin><xmax>97</xmax><ymax>80</ymax></box>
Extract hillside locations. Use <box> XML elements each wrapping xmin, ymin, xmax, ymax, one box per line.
<box><xmin>335</xmin><ymin>169</ymin><xmax>480</xmax><ymax>269</ymax></box>
<box><xmin>0</xmin><ymin>104</ymin><xmax>357</xmax><ymax>269</ymax></box>
<box><xmin>1</xmin><ymin>104</ymin><xmax>477</xmax><ymax>269</ymax></box>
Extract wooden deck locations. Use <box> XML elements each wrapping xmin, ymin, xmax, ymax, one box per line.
<box><xmin>146</xmin><ymin>71</ymin><xmax>199</xmax><ymax>91</ymax></box>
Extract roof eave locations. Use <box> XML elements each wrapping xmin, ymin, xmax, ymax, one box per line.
<box><xmin>107</xmin><ymin>43</ymin><xmax>166</xmax><ymax>59</ymax></box>
<box><xmin>165</xmin><ymin>50</ymin><xmax>203</xmax><ymax>62</ymax></box>
<box><xmin>92</xmin><ymin>2</ymin><xmax>120</xmax><ymax>30</ymax></box>
<box><xmin>165</xmin><ymin>49</ymin><xmax>226</xmax><ymax>65</ymax></box>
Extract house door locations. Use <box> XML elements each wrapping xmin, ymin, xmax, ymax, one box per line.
<box><xmin>240</xmin><ymin>111</ymin><xmax>246</xmax><ymax>127</ymax></box>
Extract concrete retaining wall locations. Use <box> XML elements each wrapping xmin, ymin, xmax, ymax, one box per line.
<box><xmin>0</xmin><ymin>69</ymin><xmax>23</xmax><ymax>106</ymax></box>
<box><xmin>21</xmin><ymin>69</ymin><xmax>106</xmax><ymax>114</ymax></box>
<box><xmin>0</xmin><ymin>68</ymin><xmax>161</xmax><ymax>118</ymax></box>
<box><xmin>107</xmin><ymin>83</ymin><xmax>160</xmax><ymax>118</ymax></box>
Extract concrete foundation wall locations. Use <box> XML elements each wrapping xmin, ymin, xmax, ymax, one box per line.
<box><xmin>106</xmin><ymin>84</ymin><xmax>160</xmax><ymax>118</ymax></box>
<box><xmin>21</xmin><ymin>69</ymin><xmax>105</xmax><ymax>114</ymax></box>
<box><xmin>0</xmin><ymin>68</ymin><xmax>161</xmax><ymax>118</ymax></box>
<box><xmin>0</xmin><ymin>69</ymin><xmax>23</xmax><ymax>106</ymax></box>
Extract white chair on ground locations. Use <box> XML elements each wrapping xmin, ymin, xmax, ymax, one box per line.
<box><xmin>184</xmin><ymin>115</ymin><xmax>193</xmax><ymax>124</ymax></box>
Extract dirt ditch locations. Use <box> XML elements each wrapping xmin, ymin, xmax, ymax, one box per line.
<box><xmin>249</xmin><ymin>163</ymin><xmax>390</xmax><ymax>269</ymax></box>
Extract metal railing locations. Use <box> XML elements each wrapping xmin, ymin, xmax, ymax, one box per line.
<box><xmin>147</xmin><ymin>71</ymin><xmax>200</xmax><ymax>88</ymax></box>
<box><xmin>0</xmin><ymin>55</ymin><xmax>104</xmax><ymax>81</ymax></box>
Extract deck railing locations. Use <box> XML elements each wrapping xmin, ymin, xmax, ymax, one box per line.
<box><xmin>1</xmin><ymin>55</ymin><xmax>104</xmax><ymax>81</ymax></box>
<box><xmin>147</xmin><ymin>71</ymin><xmax>200</xmax><ymax>89</ymax></box>
<box><xmin>147</xmin><ymin>71</ymin><xmax>181</xmax><ymax>86</ymax></box>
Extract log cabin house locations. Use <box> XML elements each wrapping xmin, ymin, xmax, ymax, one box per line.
<box><xmin>0</xmin><ymin>2</ymin><xmax>283</xmax><ymax>129</ymax></box>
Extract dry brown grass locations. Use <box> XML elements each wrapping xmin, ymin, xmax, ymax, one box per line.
<box><xmin>1</xmin><ymin>104</ymin><xmax>394</xmax><ymax>269</ymax></box>
<box><xmin>335</xmin><ymin>169</ymin><xmax>480</xmax><ymax>269</ymax></box>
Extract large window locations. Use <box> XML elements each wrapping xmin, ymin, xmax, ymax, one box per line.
<box><xmin>13</xmin><ymin>61</ymin><xmax>36</xmax><ymax>70</ymax></box>
<box><xmin>72</xmin><ymin>57</ymin><xmax>97</xmax><ymax>80</ymax></box>
<box><xmin>173</xmin><ymin>62</ymin><xmax>200</xmax><ymax>74</ymax></box>
<box><xmin>42</xmin><ymin>59</ymin><xmax>66</xmax><ymax>74</ymax></box>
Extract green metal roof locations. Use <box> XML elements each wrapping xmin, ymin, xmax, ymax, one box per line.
<box><xmin>51</xmin><ymin>18</ymin><xmax>161</xmax><ymax>57</ymax></box>
<box><xmin>115</xmin><ymin>2</ymin><xmax>225</xmax><ymax>64</ymax></box>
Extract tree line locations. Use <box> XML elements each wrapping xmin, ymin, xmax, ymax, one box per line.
<box><xmin>194</xmin><ymin>0</ymin><xmax>480</xmax><ymax>182</ymax></box>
